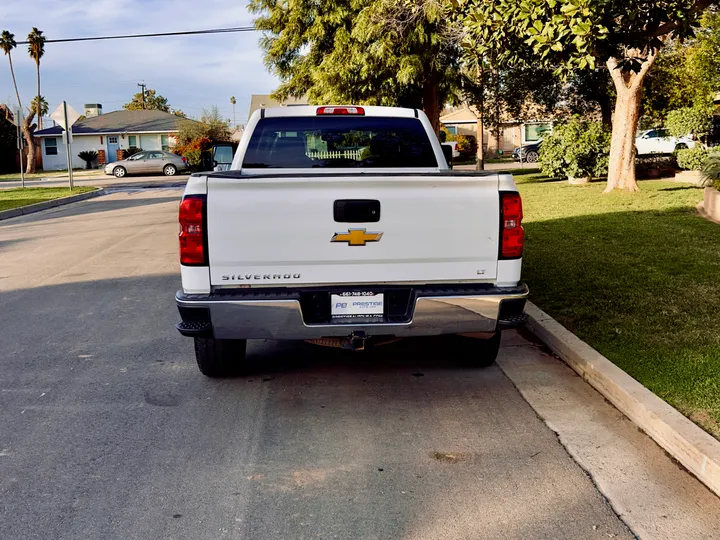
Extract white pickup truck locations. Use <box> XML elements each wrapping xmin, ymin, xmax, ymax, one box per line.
<box><xmin>175</xmin><ymin>105</ymin><xmax>528</xmax><ymax>377</ymax></box>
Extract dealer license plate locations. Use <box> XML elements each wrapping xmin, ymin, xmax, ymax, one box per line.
<box><xmin>331</xmin><ymin>292</ymin><xmax>385</xmax><ymax>319</ymax></box>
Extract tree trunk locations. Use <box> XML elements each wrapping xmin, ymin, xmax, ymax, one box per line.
<box><xmin>23</xmin><ymin>112</ymin><xmax>37</xmax><ymax>174</ymax></box>
<box><xmin>475</xmin><ymin>61</ymin><xmax>485</xmax><ymax>171</ymax></box>
<box><xmin>604</xmin><ymin>52</ymin><xmax>658</xmax><ymax>193</ymax></box>
<box><xmin>605</xmin><ymin>89</ymin><xmax>641</xmax><ymax>191</ymax></box>
<box><xmin>422</xmin><ymin>79</ymin><xmax>440</xmax><ymax>136</ymax></box>
<box><xmin>36</xmin><ymin>62</ymin><xmax>42</xmax><ymax>131</ymax></box>
<box><xmin>8</xmin><ymin>54</ymin><xmax>22</xmax><ymax>110</ymax></box>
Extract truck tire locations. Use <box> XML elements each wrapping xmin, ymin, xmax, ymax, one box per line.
<box><xmin>194</xmin><ymin>337</ymin><xmax>247</xmax><ymax>377</ymax></box>
<box><xmin>450</xmin><ymin>331</ymin><xmax>502</xmax><ymax>368</ymax></box>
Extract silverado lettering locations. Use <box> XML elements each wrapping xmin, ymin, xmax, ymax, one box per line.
<box><xmin>221</xmin><ymin>273</ymin><xmax>301</xmax><ymax>281</ymax></box>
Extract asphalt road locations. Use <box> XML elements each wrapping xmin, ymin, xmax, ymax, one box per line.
<box><xmin>0</xmin><ymin>189</ymin><xmax>639</xmax><ymax>539</ymax></box>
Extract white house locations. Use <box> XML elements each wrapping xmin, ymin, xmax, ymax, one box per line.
<box><xmin>33</xmin><ymin>108</ymin><xmax>193</xmax><ymax>170</ymax></box>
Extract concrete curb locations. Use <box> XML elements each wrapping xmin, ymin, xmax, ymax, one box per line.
<box><xmin>525</xmin><ymin>301</ymin><xmax>720</xmax><ymax>498</ymax></box>
<box><xmin>0</xmin><ymin>188</ymin><xmax>106</xmax><ymax>221</ymax></box>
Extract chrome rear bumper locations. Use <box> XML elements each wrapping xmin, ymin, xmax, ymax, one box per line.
<box><xmin>176</xmin><ymin>284</ymin><xmax>529</xmax><ymax>340</ymax></box>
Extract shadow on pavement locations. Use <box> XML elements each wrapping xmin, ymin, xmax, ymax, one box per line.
<box><xmin>0</xmin><ymin>193</ymin><xmax>181</xmax><ymax>225</ymax></box>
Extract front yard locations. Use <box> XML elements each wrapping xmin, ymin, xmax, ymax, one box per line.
<box><xmin>0</xmin><ymin>169</ymin><xmax>104</xmax><ymax>182</ymax></box>
<box><xmin>0</xmin><ymin>187</ymin><xmax>96</xmax><ymax>212</ymax></box>
<box><xmin>516</xmin><ymin>170</ymin><xmax>720</xmax><ymax>436</ymax></box>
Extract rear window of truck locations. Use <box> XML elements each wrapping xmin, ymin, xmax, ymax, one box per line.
<box><xmin>242</xmin><ymin>116</ymin><xmax>438</xmax><ymax>168</ymax></box>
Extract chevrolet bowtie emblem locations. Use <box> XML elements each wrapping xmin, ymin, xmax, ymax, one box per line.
<box><xmin>331</xmin><ymin>228</ymin><xmax>383</xmax><ymax>246</ymax></box>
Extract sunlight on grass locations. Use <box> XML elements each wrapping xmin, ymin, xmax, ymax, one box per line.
<box><xmin>518</xmin><ymin>177</ymin><xmax>720</xmax><ymax>437</ymax></box>
<box><xmin>0</xmin><ymin>187</ymin><xmax>96</xmax><ymax>211</ymax></box>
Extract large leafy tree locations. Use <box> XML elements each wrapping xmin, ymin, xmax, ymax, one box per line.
<box><xmin>643</xmin><ymin>12</ymin><xmax>720</xmax><ymax>126</ymax></box>
<box><xmin>123</xmin><ymin>88</ymin><xmax>171</xmax><ymax>112</ymax></box>
<box><xmin>250</xmin><ymin>0</ymin><xmax>463</xmax><ymax>133</ymax></box>
<box><xmin>454</xmin><ymin>0</ymin><xmax>716</xmax><ymax>192</ymax></box>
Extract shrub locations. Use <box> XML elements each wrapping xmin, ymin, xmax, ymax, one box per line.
<box><xmin>539</xmin><ymin>118</ymin><xmax>610</xmax><ymax>180</ymax></box>
<box><xmin>125</xmin><ymin>146</ymin><xmax>142</xmax><ymax>157</ymax></box>
<box><xmin>456</xmin><ymin>134</ymin><xmax>477</xmax><ymax>160</ymax></box>
<box><xmin>701</xmin><ymin>153</ymin><xmax>720</xmax><ymax>190</ymax></box>
<box><xmin>666</xmin><ymin>107</ymin><xmax>712</xmax><ymax>139</ymax></box>
<box><xmin>676</xmin><ymin>147</ymin><xmax>709</xmax><ymax>170</ymax></box>
<box><xmin>174</xmin><ymin>136</ymin><xmax>211</xmax><ymax>170</ymax></box>
<box><xmin>77</xmin><ymin>150</ymin><xmax>98</xmax><ymax>169</ymax></box>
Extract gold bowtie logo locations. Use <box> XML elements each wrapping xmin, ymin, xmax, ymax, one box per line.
<box><xmin>331</xmin><ymin>228</ymin><xmax>383</xmax><ymax>246</ymax></box>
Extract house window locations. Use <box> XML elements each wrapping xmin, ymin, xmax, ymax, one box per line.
<box><xmin>45</xmin><ymin>138</ymin><xmax>58</xmax><ymax>155</ymax></box>
<box><xmin>161</xmin><ymin>135</ymin><xmax>170</xmax><ymax>151</ymax></box>
<box><xmin>128</xmin><ymin>135</ymin><xmax>137</xmax><ymax>147</ymax></box>
<box><xmin>445</xmin><ymin>125</ymin><xmax>458</xmax><ymax>135</ymax></box>
<box><xmin>524</xmin><ymin>122</ymin><xmax>552</xmax><ymax>142</ymax></box>
<box><xmin>107</xmin><ymin>136</ymin><xmax>119</xmax><ymax>144</ymax></box>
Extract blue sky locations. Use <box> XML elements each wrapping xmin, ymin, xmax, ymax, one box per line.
<box><xmin>0</xmin><ymin>0</ymin><xmax>278</xmax><ymax>126</ymax></box>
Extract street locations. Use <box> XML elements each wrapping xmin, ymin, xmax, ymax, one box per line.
<box><xmin>0</xmin><ymin>189</ymin><xmax>717</xmax><ymax>539</ymax></box>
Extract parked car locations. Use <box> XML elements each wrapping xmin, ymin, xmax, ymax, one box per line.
<box><xmin>175</xmin><ymin>105</ymin><xmax>528</xmax><ymax>377</ymax></box>
<box><xmin>104</xmin><ymin>150</ymin><xmax>188</xmax><ymax>177</ymax></box>
<box><xmin>635</xmin><ymin>128</ymin><xmax>696</xmax><ymax>155</ymax></box>
<box><xmin>512</xmin><ymin>140</ymin><xmax>542</xmax><ymax>163</ymax></box>
<box><xmin>445</xmin><ymin>141</ymin><xmax>461</xmax><ymax>158</ymax></box>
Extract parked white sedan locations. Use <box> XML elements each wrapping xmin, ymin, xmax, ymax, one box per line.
<box><xmin>635</xmin><ymin>129</ymin><xmax>696</xmax><ymax>155</ymax></box>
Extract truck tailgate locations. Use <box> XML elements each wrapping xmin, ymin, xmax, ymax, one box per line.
<box><xmin>206</xmin><ymin>173</ymin><xmax>500</xmax><ymax>286</ymax></box>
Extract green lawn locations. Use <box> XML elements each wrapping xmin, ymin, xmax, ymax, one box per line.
<box><xmin>517</xmin><ymin>174</ymin><xmax>720</xmax><ymax>437</ymax></box>
<box><xmin>0</xmin><ymin>169</ymin><xmax>103</xmax><ymax>182</ymax></box>
<box><xmin>0</xmin><ymin>187</ymin><xmax>96</xmax><ymax>211</ymax></box>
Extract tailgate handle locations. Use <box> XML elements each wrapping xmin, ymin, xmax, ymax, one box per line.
<box><xmin>334</xmin><ymin>200</ymin><xmax>380</xmax><ymax>223</ymax></box>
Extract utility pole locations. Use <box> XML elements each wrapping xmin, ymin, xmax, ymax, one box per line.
<box><xmin>476</xmin><ymin>58</ymin><xmax>485</xmax><ymax>171</ymax></box>
<box><xmin>137</xmin><ymin>82</ymin><xmax>146</xmax><ymax>110</ymax></box>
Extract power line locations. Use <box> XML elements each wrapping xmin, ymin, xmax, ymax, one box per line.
<box><xmin>15</xmin><ymin>26</ymin><xmax>256</xmax><ymax>44</ymax></box>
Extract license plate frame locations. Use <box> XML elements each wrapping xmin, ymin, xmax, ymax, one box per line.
<box><xmin>330</xmin><ymin>292</ymin><xmax>385</xmax><ymax>319</ymax></box>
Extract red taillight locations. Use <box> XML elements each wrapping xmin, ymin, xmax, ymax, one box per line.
<box><xmin>316</xmin><ymin>106</ymin><xmax>365</xmax><ymax>115</ymax></box>
<box><xmin>179</xmin><ymin>195</ymin><xmax>206</xmax><ymax>265</ymax></box>
<box><xmin>182</xmin><ymin>156</ymin><xmax>188</xmax><ymax>164</ymax></box>
<box><xmin>501</xmin><ymin>193</ymin><xmax>524</xmax><ymax>258</ymax></box>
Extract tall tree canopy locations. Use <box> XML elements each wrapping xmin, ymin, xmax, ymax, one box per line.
<box><xmin>249</xmin><ymin>0</ymin><xmax>464</xmax><ymax>132</ymax></box>
<box><xmin>123</xmin><ymin>88</ymin><xmax>170</xmax><ymax>112</ymax></box>
<box><xmin>453</xmin><ymin>0</ymin><xmax>716</xmax><ymax>192</ymax></box>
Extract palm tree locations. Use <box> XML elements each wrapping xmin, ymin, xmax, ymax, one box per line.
<box><xmin>230</xmin><ymin>96</ymin><xmax>236</xmax><ymax>128</ymax></box>
<box><xmin>0</xmin><ymin>30</ymin><xmax>36</xmax><ymax>174</ymax></box>
<box><xmin>27</xmin><ymin>28</ymin><xmax>46</xmax><ymax>129</ymax></box>
<box><xmin>31</xmin><ymin>95</ymin><xmax>48</xmax><ymax>119</ymax></box>
<box><xmin>0</xmin><ymin>30</ymin><xmax>21</xmax><ymax>110</ymax></box>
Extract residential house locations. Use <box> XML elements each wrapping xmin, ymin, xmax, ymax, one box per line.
<box><xmin>440</xmin><ymin>105</ymin><xmax>553</xmax><ymax>155</ymax></box>
<box><xmin>247</xmin><ymin>94</ymin><xmax>309</xmax><ymax>120</ymax></box>
<box><xmin>33</xmin><ymin>108</ymin><xmax>194</xmax><ymax>170</ymax></box>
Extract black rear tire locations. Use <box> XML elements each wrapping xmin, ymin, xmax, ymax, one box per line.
<box><xmin>194</xmin><ymin>337</ymin><xmax>247</xmax><ymax>377</ymax></box>
<box><xmin>450</xmin><ymin>332</ymin><xmax>502</xmax><ymax>368</ymax></box>
<box><xmin>525</xmin><ymin>151</ymin><xmax>539</xmax><ymax>163</ymax></box>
